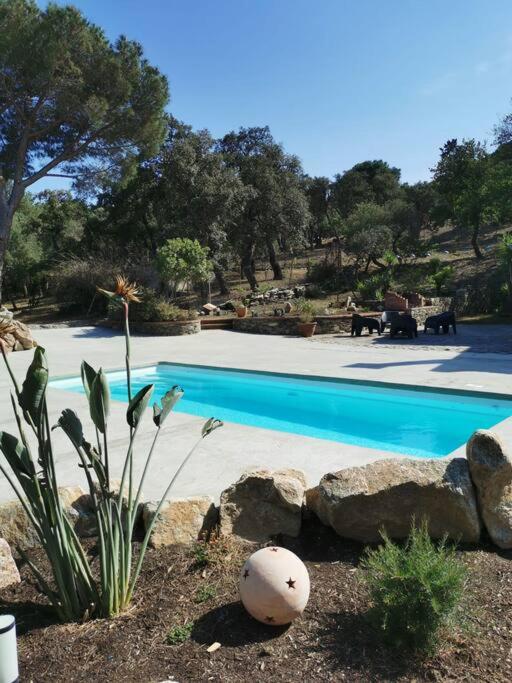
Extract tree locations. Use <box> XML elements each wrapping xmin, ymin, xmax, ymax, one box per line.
<box><xmin>217</xmin><ymin>126</ymin><xmax>310</xmax><ymax>288</ymax></box>
<box><xmin>0</xmin><ymin>0</ymin><xmax>169</xmax><ymax>300</ymax></box>
<box><xmin>304</xmin><ymin>176</ymin><xmax>331</xmax><ymax>248</ymax></box>
<box><xmin>32</xmin><ymin>190</ymin><xmax>88</xmax><ymax>257</ymax></box>
<box><xmin>3</xmin><ymin>193</ymin><xmax>44</xmax><ymax>305</ymax></box>
<box><xmin>156</xmin><ymin>238</ymin><xmax>213</xmax><ymax>297</ymax></box>
<box><xmin>331</xmin><ymin>160</ymin><xmax>401</xmax><ymax>218</ymax></box>
<box><xmin>102</xmin><ymin>117</ymin><xmax>247</xmax><ymax>294</ymax></box>
<box><xmin>431</xmin><ymin>139</ymin><xmax>510</xmax><ymax>259</ymax></box>
<box><xmin>343</xmin><ymin>202</ymin><xmax>392</xmax><ymax>271</ymax></box>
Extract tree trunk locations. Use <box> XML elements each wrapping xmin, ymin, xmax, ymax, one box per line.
<box><xmin>266</xmin><ymin>237</ymin><xmax>283</xmax><ymax>280</ymax></box>
<box><xmin>471</xmin><ymin>222</ymin><xmax>483</xmax><ymax>259</ymax></box>
<box><xmin>213</xmin><ymin>266</ymin><xmax>229</xmax><ymax>296</ymax></box>
<box><xmin>241</xmin><ymin>244</ymin><xmax>258</xmax><ymax>290</ymax></box>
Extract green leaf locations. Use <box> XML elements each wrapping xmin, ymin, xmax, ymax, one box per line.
<box><xmin>81</xmin><ymin>361</ymin><xmax>97</xmax><ymax>399</ymax></box>
<box><xmin>55</xmin><ymin>409</ymin><xmax>84</xmax><ymax>450</ymax></box>
<box><xmin>19</xmin><ymin>347</ymin><xmax>48</xmax><ymax>426</ymax></box>
<box><xmin>152</xmin><ymin>385</ymin><xmax>184</xmax><ymax>427</ymax></box>
<box><xmin>127</xmin><ymin>384</ymin><xmax>154</xmax><ymax>428</ymax></box>
<box><xmin>89</xmin><ymin>369</ymin><xmax>110</xmax><ymax>434</ymax></box>
<box><xmin>0</xmin><ymin>431</ymin><xmax>35</xmax><ymax>479</ymax></box>
<box><xmin>201</xmin><ymin>418</ymin><xmax>223</xmax><ymax>438</ymax></box>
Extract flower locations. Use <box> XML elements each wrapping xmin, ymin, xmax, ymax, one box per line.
<box><xmin>97</xmin><ymin>275</ymin><xmax>141</xmax><ymax>304</ymax></box>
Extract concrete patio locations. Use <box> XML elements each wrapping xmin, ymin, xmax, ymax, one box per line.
<box><xmin>1</xmin><ymin>324</ymin><xmax>512</xmax><ymax>504</ymax></box>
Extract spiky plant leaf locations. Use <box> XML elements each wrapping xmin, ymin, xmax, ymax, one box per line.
<box><xmin>80</xmin><ymin>361</ymin><xmax>97</xmax><ymax>399</ymax></box>
<box><xmin>55</xmin><ymin>409</ymin><xmax>84</xmax><ymax>450</ymax></box>
<box><xmin>201</xmin><ymin>418</ymin><xmax>223</xmax><ymax>438</ymax></box>
<box><xmin>89</xmin><ymin>369</ymin><xmax>110</xmax><ymax>434</ymax></box>
<box><xmin>19</xmin><ymin>347</ymin><xmax>48</xmax><ymax>426</ymax></box>
<box><xmin>127</xmin><ymin>384</ymin><xmax>154</xmax><ymax>428</ymax></box>
<box><xmin>152</xmin><ymin>385</ymin><xmax>184</xmax><ymax>427</ymax></box>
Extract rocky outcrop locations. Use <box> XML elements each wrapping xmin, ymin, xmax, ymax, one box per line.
<box><xmin>0</xmin><ymin>538</ymin><xmax>20</xmax><ymax>589</ymax></box>
<box><xmin>0</xmin><ymin>308</ymin><xmax>37</xmax><ymax>352</ymax></box>
<box><xmin>307</xmin><ymin>458</ymin><xmax>481</xmax><ymax>543</ymax></box>
<box><xmin>219</xmin><ymin>469</ymin><xmax>306</xmax><ymax>542</ymax></box>
<box><xmin>467</xmin><ymin>430</ymin><xmax>512</xmax><ymax>549</ymax></box>
<box><xmin>142</xmin><ymin>497</ymin><xmax>216</xmax><ymax>547</ymax></box>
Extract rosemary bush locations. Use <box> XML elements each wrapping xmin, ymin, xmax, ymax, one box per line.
<box><xmin>0</xmin><ymin>277</ymin><xmax>222</xmax><ymax>622</ymax></box>
<box><xmin>361</xmin><ymin>521</ymin><xmax>467</xmax><ymax>652</ymax></box>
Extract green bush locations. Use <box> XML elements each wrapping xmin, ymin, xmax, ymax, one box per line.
<box><xmin>361</xmin><ymin>521</ymin><xmax>467</xmax><ymax>652</ymax></box>
<box><xmin>108</xmin><ymin>288</ymin><xmax>197</xmax><ymax>322</ymax></box>
<box><xmin>295</xmin><ymin>297</ymin><xmax>316</xmax><ymax>322</ymax></box>
<box><xmin>156</xmin><ymin>237</ymin><xmax>212</xmax><ymax>296</ymax></box>
<box><xmin>355</xmin><ymin>271</ymin><xmax>393</xmax><ymax>300</ymax></box>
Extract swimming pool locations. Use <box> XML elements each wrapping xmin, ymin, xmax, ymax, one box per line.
<box><xmin>50</xmin><ymin>363</ymin><xmax>512</xmax><ymax>458</ymax></box>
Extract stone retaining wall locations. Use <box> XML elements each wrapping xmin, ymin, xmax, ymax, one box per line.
<box><xmin>100</xmin><ymin>319</ymin><xmax>200</xmax><ymax>336</ymax></box>
<box><xmin>233</xmin><ymin>314</ymin><xmax>359</xmax><ymax>336</ymax></box>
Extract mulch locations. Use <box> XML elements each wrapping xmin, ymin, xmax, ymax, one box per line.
<box><xmin>2</xmin><ymin>520</ymin><xmax>512</xmax><ymax>683</ymax></box>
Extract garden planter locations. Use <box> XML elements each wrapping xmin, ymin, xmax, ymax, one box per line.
<box><xmin>236</xmin><ymin>307</ymin><xmax>249</xmax><ymax>318</ymax></box>
<box><xmin>297</xmin><ymin>321</ymin><xmax>317</xmax><ymax>337</ymax></box>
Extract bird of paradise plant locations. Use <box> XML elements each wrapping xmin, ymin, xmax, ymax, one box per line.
<box><xmin>0</xmin><ymin>277</ymin><xmax>222</xmax><ymax>621</ymax></box>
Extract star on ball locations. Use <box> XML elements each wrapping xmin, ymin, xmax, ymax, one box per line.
<box><xmin>286</xmin><ymin>577</ymin><xmax>296</xmax><ymax>589</ymax></box>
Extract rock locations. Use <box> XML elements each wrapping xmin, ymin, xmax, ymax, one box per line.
<box><xmin>0</xmin><ymin>486</ymin><xmax>90</xmax><ymax>549</ymax></box>
<box><xmin>0</xmin><ymin>538</ymin><xmax>20</xmax><ymax>589</ymax></box>
<box><xmin>220</xmin><ymin>469</ymin><xmax>306</xmax><ymax>542</ymax></box>
<box><xmin>467</xmin><ymin>430</ymin><xmax>512</xmax><ymax>548</ymax></box>
<box><xmin>0</xmin><ymin>315</ymin><xmax>37</xmax><ymax>352</ymax></box>
<box><xmin>142</xmin><ymin>496</ymin><xmax>217</xmax><ymax>547</ymax></box>
<box><xmin>284</xmin><ymin>302</ymin><xmax>293</xmax><ymax>313</ymax></box>
<box><xmin>0</xmin><ymin>500</ymin><xmax>40</xmax><ymax>550</ymax></box>
<box><xmin>307</xmin><ymin>458</ymin><xmax>480</xmax><ymax>543</ymax></box>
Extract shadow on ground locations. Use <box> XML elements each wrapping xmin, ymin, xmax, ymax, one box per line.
<box><xmin>192</xmin><ymin>601</ymin><xmax>289</xmax><ymax>647</ymax></box>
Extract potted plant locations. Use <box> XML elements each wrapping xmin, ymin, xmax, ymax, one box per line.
<box><xmin>296</xmin><ymin>298</ymin><xmax>317</xmax><ymax>337</ymax></box>
<box><xmin>233</xmin><ymin>298</ymin><xmax>249</xmax><ymax>318</ymax></box>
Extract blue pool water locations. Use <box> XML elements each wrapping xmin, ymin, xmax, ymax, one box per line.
<box><xmin>50</xmin><ymin>363</ymin><xmax>512</xmax><ymax>458</ymax></box>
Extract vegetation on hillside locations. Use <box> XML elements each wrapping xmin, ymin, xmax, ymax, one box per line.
<box><xmin>2</xmin><ymin>0</ymin><xmax>512</xmax><ymax>317</ymax></box>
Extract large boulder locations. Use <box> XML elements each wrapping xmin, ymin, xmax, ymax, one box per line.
<box><xmin>467</xmin><ymin>430</ymin><xmax>512</xmax><ymax>548</ymax></box>
<box><xmin>0</xmin><ymin>538</ymin><xmax>21</xmax><ymax>589</ymax></box>
<box><xmin>0</xmin><ymin>312</ymin><xmax>37</xmax><ymax>352</ymax></box>
<box><xmin>142</xmin><ymin>497</ymin><xmax>217</xmax><ymax>548</ymax></box>
<box><xmin>307</xmin><ymin>458</ymin><xmax>480</xmax><ymax>543</ymax></box>
<box><xmin>220</xmin><ymin>469</ymin><xmax>306</xmax><ymax>542</ymax></box>
<box><xmin>0</xmin><ymin>486</ymin><xmax>90</xmax><ymax>549</ymax></box>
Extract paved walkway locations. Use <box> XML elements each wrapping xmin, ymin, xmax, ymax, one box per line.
<box><xmin>1</xmin><ymin>325</ymin><xmax>512</xmax><ymax>504</ymax></box>
<box><xmin>314</xmin><ymin>323</ymin><xmax>512</xmax><ymax>354</ymax></box>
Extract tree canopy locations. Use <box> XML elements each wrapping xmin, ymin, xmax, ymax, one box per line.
<box><xmin>0</xmin><ymin>0</ymin><xmax>169</xmax><ymax>298</ymax></box>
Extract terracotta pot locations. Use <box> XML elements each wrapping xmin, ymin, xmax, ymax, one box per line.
<box><xmin>236</xmin><ymin>306</ymin><xmax>248</xmax><ymax>318</ymax></box>
<box><xmin>297</xmin><ymin>321</ymin><xmax>317</xmax><ymax>337</ymax></box>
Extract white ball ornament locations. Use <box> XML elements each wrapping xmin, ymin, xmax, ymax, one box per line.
<box><xmin>239</xmin><ymin>546</ymin><xmax>310</xmax><ymax>625</ymax></box>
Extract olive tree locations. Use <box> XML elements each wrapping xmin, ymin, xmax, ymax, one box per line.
<box><xmin>0</xmin><ymin>0</ymin><xmax>169</xmax><ymax>300</ymax></box>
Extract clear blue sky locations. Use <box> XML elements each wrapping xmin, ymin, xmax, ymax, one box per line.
<box><xmin>37</xmin><ymin>0</ymin><xmax>512</xmax><ymax>191</ymax></box>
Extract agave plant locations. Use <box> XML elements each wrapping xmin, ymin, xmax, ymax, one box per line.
<box><xmin>0</xmin><ymin>277</ymin><xmax>222</xmax><ymax>621</ymax></box>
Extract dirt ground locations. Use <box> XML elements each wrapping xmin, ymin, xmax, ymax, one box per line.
<box><xmin>2</xmin><ymin>520</ymin><xmax>512</xmax><ymax>683</ymax></box>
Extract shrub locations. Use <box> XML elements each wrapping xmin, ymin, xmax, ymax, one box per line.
<box><xmin>307</xmin><ymin>260</ymin><xmax>339</xmax><ymax>285</ymax></box>
<box><xmin>109</xmin><ymin>288</ymin><xmax>197</xmax><ymax>322</ymax></box>
<box><xmin>355</xmin><ymin>271</ymin><xmax>393</xmax><ymax>300</ymax></box>
<box><xmin>361</xmin><ymin>521</ymin><xmax>467</xmax><ymax>652</ymax></box>
<box><xmin>427</xmin><ymin>259</ymin><xmax>454</xmax><ymax>295</ymax></box>
<box><xmin>295</xmin><ymin>297</ymin><xmax>316</xmax><ymax>322</ymax></box>
<box><xmin>156</xmin><ymin>238</ymin><xmax>212</xmax><ymax>296</ymax></box>
<box><xmin>0</xmin><ymin>278</ymin><xmax>222</xmax><ymax>622</ymax></box>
